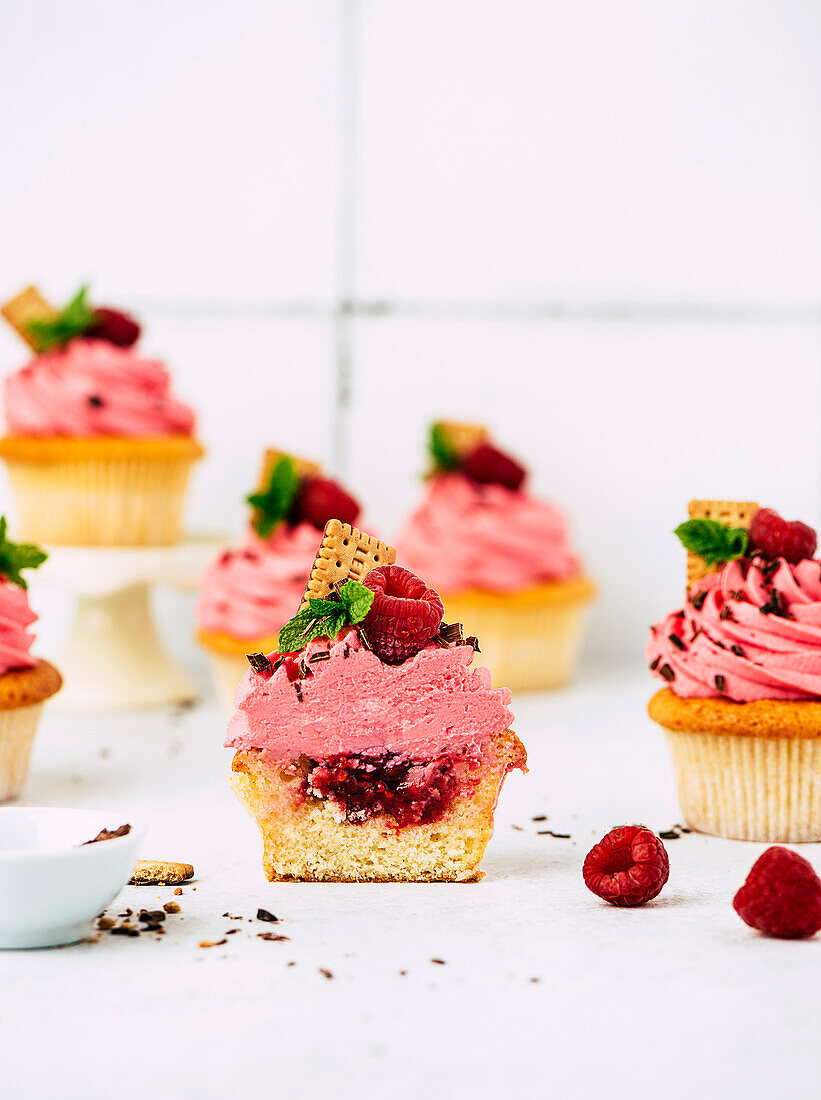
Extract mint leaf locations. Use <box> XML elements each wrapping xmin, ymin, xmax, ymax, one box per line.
<box><xmin>0</xmin><ymin>516</ymin><xmax>47</xmax><ymax>589</ymax></box>
<box><xmin>278</xmin><ymin>605</ymin><xmax>346</xmax><ymax>653</ymax></box>
<box><xmin>674</xmin><ymin>518</ymin><xmax>749</xmax><ymax>566</ymax></box>
<box><xmin>428</xmin><ymin>422</ymin><xmax>460</xmax><ymax>474</ymax></box>
<box><xmin>26</xmin><ymin>284</ymin><xmax>96</xmax><ymax>352</ymax></box>
<box><xmin>247</xmin><ymin>455</ymin><xmax>299</xmax><ymax>538</ymax></box>
<box><xmin>339</xmin><ymin>579</ymin><xmax>374</xmax><ymax>624</ymax></box>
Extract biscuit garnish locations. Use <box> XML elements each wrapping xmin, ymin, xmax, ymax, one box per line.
<box><xmin>129</xmin><ymin>860</ymin><xmax>195</xmax><ymax>886</ymax></box>
<box><xmin>686</xmin><ymin>499</ymin><xmax>759</xmax><ymax>588</ymax></box>
<box><xmin>299</xmin><ymin>519</ymin><xmax>396</xmax><ymax>610</ymax></box>
<box><xmin>1</xmin><ymin>286</ymin><xmax>57</xmax><ymax>350</ymax></box>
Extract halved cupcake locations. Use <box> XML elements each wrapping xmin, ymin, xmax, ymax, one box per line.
<box><xmin>647</xmin><ymin>500</ymin><xmax>821</xmax><ymax>842</ymax></box>
<box><xmin>0</xmin><ymin>518</ymin><xmax>62</xmax><ymax>799</ymax></box>
<box><xmin>0</xmin><ymin>284</ymin><xmax>202</xmax><ymax>545</ymax></box>
<box><xmin>227</xmin><ymin>519</ymin><xmax>526</xmax><ymax>881</ymax></box>
<box><xmin>197</xmin><ymin>450</ymin><xmax>362</xmax><ymax>709</ymax></box>
<box><xmin>396</xmin><ymin>421</ymin><xmax>595</xmax><ymax>690</ymax></box>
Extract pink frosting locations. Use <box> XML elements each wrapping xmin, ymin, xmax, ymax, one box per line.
<box><xmin>396</xmin><ymin>473</ymin><xmax>581</xmax><ymax>595</ymax></box>
<box><xmin>226</xmin><ymin>630</ymin><xmax>514</xmax><ymax>760</ymax></box>
<box><xmin>0</xmin><ymin>579</ymin><xmax>37</xmax><ymax>676</ymax></box>
<box><xmin>647</xmin><ymin>557</ymin><xmax>821</xmax><ymax>702</ymax></box>
<box><xmin>197</xmin><ymin>523</ymin><xmax>320</xmax><ymax>640</ymax></box>
<box><xmin>4</xmin><ymin>337</ymin><xmax>195</xmax><ymax>437</ymax></box>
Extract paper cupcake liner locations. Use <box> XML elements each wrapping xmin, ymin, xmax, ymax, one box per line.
<box><xmin>663</xmin><ymin>728</ymin><xmax>821</xmax><ymax>842</ymax></box>
<box><xmin>0</xmin><ymin>701</ymin><xmax>45</xmax><ymax>802</ymax></box>
<box><xmin>206</xmin><ymin>651</ymin><xmax>251</xmax><ymax>714</ymax></box>
<box><xmin>3</xmin><ymin>457</ymin><xmax>197</xmax><ymax>545</ymax></box>
<box><xmin>441</xmin><ymin>592</ymin><xmax>590</xmax><ymax>690</ymax></box>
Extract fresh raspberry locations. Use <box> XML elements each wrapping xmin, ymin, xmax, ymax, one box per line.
<box><xmin>733</xmin><ymin>846</ymin><xmax>821</xmax><ymax>939</ymax></box>
<box><xmin>362</xmin><ymin>565</ymin><xmax>444</xmax><ymax>664</ymax></box>
<box><xmin>87</xmin><ymin>306</ymin><xmax>141</xmax><ymax>348</ymax></box>
<box><xmin>462</xmin><ymin>443</ymin><xmax>526</xmax><ymax>491</ymax></box>
<box><xmin>292</xmin><ymin>476</ymin><xmax>360</xmax><ymax>531</ymax></box>
<box><xmin>748</xmin><ymin>508</ymin><xmax>817</xmax><ymax>564</ymax></box>
<box><xmin>583</xmin><ymin>825</ymin><xmax>670</xmax><ymax>907</ymax></box>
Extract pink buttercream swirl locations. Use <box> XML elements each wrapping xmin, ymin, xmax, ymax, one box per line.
<box><xmin>4</xmin><ymin>337</ymin><xmax>195</xmax><ymax>437</ymax></box>
<box><xmin>197</xmin><ymin>523</ymin><xmax>320</xmax><ymax>640</ymax></box>
<box><xmin>0</xmin><ymin>578</ymin><xmax>38</xmax><ymax>676</ymax></box>
<box><xmin>396</xmin><ymin>473</ymin><xmax>581</xmax><ymax>595</ymax></box>
<box><xmin>226</xmin><ymin>630</ymin><xmax>514</xmax><ymax>760</ymax></box>
<box><xmin>647</xmin><ymin>556</ymin><xmax>821</xmax><ymax>702</ymax></box>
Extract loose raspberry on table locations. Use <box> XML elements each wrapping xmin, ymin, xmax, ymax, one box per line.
<box><xmin>748</xmin><ymin>508</ymin><xmax>817</xmax><ymax>565</ymax></box>
<box><xmin>462</xmin><ymin>443</ymin><xmax>526</xmax><ymax>492</ymax></box>
<box><xmin>362</xmin><ymin>565</ymin><xmax>444</xmax><ymax>664</ymax></box>
<box><xmin>88</xmin><ymin>306</ymin><xmax>141</xmax><ymax>348</ymax></box>
<box><xmin>293</xmin><ymin>476</ymin><xmax>360</xmax><ymax>531</ymax></box>
<box><xmin>733</xmin><ymin>846</ymin><xmax>821</xmax><ymax>939</ymax></box>
<box><xmin>583</xmin><ymin>825</ymin><xmax>670</xmax><ymax>907</ymax></box>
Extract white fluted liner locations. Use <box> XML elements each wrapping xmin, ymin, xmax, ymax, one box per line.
<box><xmin>4</xmin><ymin>458</ymin><xmax>197</xmax><ymax>545</ymax></box>
<box><xmin>664</xmin><ymin>729</ymin><xmax>821</xmax><ymax>842</ymax></box>
<box><xmin>441</xmin><ymin>596</ymin><xmax>589</xmax><ymax>691</ymax></box>
<box><xmin>0</xmin><ymin>702</ymin><xmax>44</xmax><ymax>802</ymax></box>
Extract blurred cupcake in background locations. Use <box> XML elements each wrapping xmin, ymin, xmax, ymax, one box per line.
<box><xmin>396</xmin><ymin>422</ymin><xmax>595</xmax><ymax>691</ymax></box>
<box><xmin>197</xmin><ymin>450</ymin><xmax>361</xmax><ymax>709</ymax></box>
<box><xmin>0</xmin><ymin>518</ymin><xmax>62</xmax><ymax>800</ymax></box>
<box><xmin>0</xmin><ymin>284</ymin><xmax>203</xmax><ymax>545</ymax></box>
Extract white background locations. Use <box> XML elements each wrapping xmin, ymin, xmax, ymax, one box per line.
<box><xmin>2</xmin><ymin>0</ymin><xmax>820</xmax><ymax>663</ymax></box>
<box><xmin>1</xmin><ymin>5</ymin><xmax>820</xmax><ymax>1096</ymax></box>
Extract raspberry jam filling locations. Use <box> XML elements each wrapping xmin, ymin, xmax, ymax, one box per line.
<box><xmin>299</xmin><ymin>749</ymin><xmax>481</xmax><ymax>827</ymax></box>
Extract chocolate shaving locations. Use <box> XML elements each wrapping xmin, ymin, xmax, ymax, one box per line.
<box><xmin>690</xmin><ymin>589</ymin><xmax>708</xmax><ymax>611</ymax></box>
<box><xmin>438</xmin><ymin>622</ymin><xmax>465</xmax><ymax>645</ymax></box>
<box><xmin>138</xmin><ymin>910</ymin><xmax>165</xmax><ymax>923</ymax></box>
<box><xmin>358</xmin><ymin>628</ymin><xmax>373</xmax><ymax>651</ymax></box>
<box><xmin>111</xmin><ymin>925</ymin><xmax>139</xmax><ymax>938</ymax></box>
<box><xmin>87</xmin><ymin>394</ymin><xmax>105</xmax><ymax>407</ymax></box>
<box><xmin>296</xmin><ymin>657</ymin><xmax>311</xmax><ymax>679</ymax></box>
<box><xmin>668</xmin><ymin>634</ymin><xmax>685</xmax><ymax>650</ymax></box>
<box><xmin>308</xmin><ymin>651</ymin><xmax>330</xmax><ymax>663</ymax></box>
<box><xmin>342</xmin><ymin>644</ymin><xmax>350</xmax><ymax>659</ymax></box>
<box><xmin>247</xmin><ymin>652</ymin><xmax>273</xmax><ymax>674</ymax></box>
<box><xmin>715</xmin><ymin>674</ymin><xmax>727</xmax><ymax>693</ymax></box>
<box><xmin>658</xmin><ymin>829</ymin><xmax>681</xmax><ymax>841</ymax></box>
<box><xmin>272</xmin><ymin>655</ymin><xmax>285</xmax><ymax>673</ymax></box>
<box><xmin>318</xmin><ymin>968</ymin><xmax>334</xmax><ymax>979</ymax></box>
<box><xmin>293</xmin><ymin>682</ymin><xmax>303</xmax><ymax>702</ymax></box>
<box><xmin>719</xmin><ymin>605</ymin><xmax>734</xmax><ymax>621</ymax></box>
<box><xmin>199</xmin><ymin>939</ymin><xmax>227</xmax><ymax>949</ymax></box>
<box><xmin>658</xmin><ymin>664</ymin><xmax>675</xmax><ymax>682</ymax></box>
<box><xmin>532</xmin><ymin>815</ymin><xmax>548</xmax><ymax>822</ymax></box>
<box><xmin>464</xmin><ymin>636</ymin><xmax>481</xmax><ymax>653</ymax></box>
<box><xmin>729</xmin><ymin>590</ymin><xmax>745</xmax><ymax>601</ymax></box>
<box><xmin>537</xmin><ymin>830</ymin><xmax>571</xmax><ymax>839</ymax></box>
<box><xmin>258</xmin><ymin>932</ymin><xmax>290</xmax><ymax>942</ymax></box>
<box><xmin>759</xmin><ymin>588</ymin><xmax>794</xmax><ymax>618</ymax></box>
<box><xmin>83</xmin><ymin>823</ymin><xmax>131</xmax><ymax>845</ymax></box>
<box><xmin>649</xmin><ymin>656</ymin><xmax>660</xmax><ymax>671</ymax></box>
<box><xmin>430</xmin><ymin>959</ymin><xmax>446</xmax><ymax>965</ymax></box>
<box><xmin>256</xmin><ymin>908</ymin><xmax>279</xmax><ymax>923</ymax></box>
<box><xmin>731</xmin><ymin>644</ymin><xmax>745</xmax><ymax>658</ymax></box>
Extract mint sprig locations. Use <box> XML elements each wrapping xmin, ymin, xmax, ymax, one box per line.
<box><xmin>247</xmin><ymin>455</ymin><xmax>299</xmax><ymax>538</ymax></box>
<box><xmin>674</xmin><ymin>518</ymin><xmax>749</xmax><ymax>566</ymax></box>
<box><xmin>26</xmin><ymin>285</ymin><xmax>96</xmax><ymax>352</ymax></box>
<box><xmin>278</xmin><ymin>580</ymin><xmax>374</xmax><ymax>653</ymax></box>
<box><xmin>428</xmin><ymin>422</ymin><xmax>460</xmax><ymax>474</ymax></box>
<box><xmin>0</xmin><ymin>517</ymin><xmax>47</xmax><ymax>589</ymax></box>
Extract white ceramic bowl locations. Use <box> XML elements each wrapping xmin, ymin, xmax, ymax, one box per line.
<box><xmin>0</xmin><ymin>808</ymin><xmax>144</xmax><ymax>949</ymax></box>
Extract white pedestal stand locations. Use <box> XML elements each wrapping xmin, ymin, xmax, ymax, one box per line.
<box><xmin>39</xmin><ymin>540</ymin><xmax>223</xmax><ymax>711</ymax></box>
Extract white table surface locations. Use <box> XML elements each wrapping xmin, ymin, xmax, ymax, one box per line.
<box><xmin>2</xmin><ymin>662</ymin><xmax>818</xmax><ymax>1099</ymax></box>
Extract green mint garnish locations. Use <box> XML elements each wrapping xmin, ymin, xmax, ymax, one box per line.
<box><xmin>428</xmin><ymin>422</ymin><xmax>460</xmax><ymax>474</ymax></box>
<box><xmin>674</xmin><ymin>518</ymin><xmax>749</xmax><ymax>567</ymax></box>
<box><xmin>0</xmin><ymin>517</ymin><xmax>47</xmax><ymax>589</ymax></box>
<box><xmin>247</xmin><ymin>455</ymin><xmax>299</xmax><ymax>538</ymax></box>
<box><xmin>26</xmin><ymin>284</ymin><xmax>96</xmax><ymax>352</ymax></box>
<box><xmin>278</xmin><ymin>579</ymin><xmax>374</xmax><ymax>653</ymax></box>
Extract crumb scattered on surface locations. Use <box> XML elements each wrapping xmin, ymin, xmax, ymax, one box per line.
<box><xmin>163</xmin><ymin>902</ymin><xmax>180</xmax><ymax>914</ymax></box>
<box><xmin>318</xmin><ymin>968</ymin><xmax>333</xmax><ymax>979</ymax></box>
<box><xmin>431</xmin><ymin>958</ymin><xmax>446</xmax><ymax>965</ymax></box>
<box><xmin>258</xmin><ymin>933</ymin><xmax>289</xmax><ymax>942</ymax></box>
<box><xmin>199</xmin><ymin>939</ymin><xmax>227</xmax><ymax>949</ymax></box>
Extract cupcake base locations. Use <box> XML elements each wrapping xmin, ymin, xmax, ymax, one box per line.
<box><xmin>649</xmin><ymin>688</ymin><xmax>821</xmax><ymax>842</ymax></box>
<box><xmin>0</xmin><ymin>661</ymin><xmax>63</xmax><ymax>802</ymax></box>
<box><xmin>441</xmin><ymin>577</ymin><xmax>595</xmax><ymax>691</ymax></box>
<box><xmin>231</xmin><ymin>729</ymin><xmax>526</xmax><ymax>882</ymax></box>
<box><xmin>0</xmin><ymin>435</ymin><xmax>203</xmax><ymax>546</ymax></box>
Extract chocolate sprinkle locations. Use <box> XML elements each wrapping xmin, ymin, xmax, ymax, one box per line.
<box><xmin>247</xmin><ymin>652</ymin><xmax>273</xmax><ymax>674</ymax></box>
<box><xmin>715</xmin><ymin>674</ymin><xmax>727</xmax><ymax>693</ymax></box>
<box><xmin>659</xmin><ymin>664</ymin><xmax>675</xmax><ymax>682</ymax></box>
<box><xmin>731</xmin><ymin>644</ymin><xmax>745</xmax><ymax>658</ymax></box>
<box><xmin>87</xmin><ymin>394</ymin><xmax>105</xmax><ymax>407</ymax></box>
<box><xmin>759</xmin><ymin>588</ymin><xmax>793</xmax><ymax>619</ymax></box>
<box><xmin>690</xmin><ymin>590</ymin><xmax>708</xmax><ymax>611</ymax></box>
<box><xmin>669</xmin><ymin>634</ymin><xmax>685</xmax><ymax>650</ymax></box>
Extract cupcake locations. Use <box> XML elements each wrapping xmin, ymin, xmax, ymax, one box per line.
<box><xmin>0</xmin><ymin>517</ymin><xmax>62</xmax><ymax>799</ymax></box>
<box><xmin>0</xmin><ymin>284</ymin><xmax>202</xmax><ymax>545</ymax></box>
<box><xmin>396</xmin><ymin>421</ymin><xmax>595</xmax><ymax>690</ymax></box>
<box><xmin>647</xmin><ymin>499</ymin><xmax>821</xmax><ymax>842</ymax></box>
<box><xmin>227</xmin><ymin>519</ymin><xmax>526</xmax><ymax>882</ymax></box>
<box><xmin>197</xmin><ymin>450</ymin><xmax>362</xmax><ymax>708</ymax></box>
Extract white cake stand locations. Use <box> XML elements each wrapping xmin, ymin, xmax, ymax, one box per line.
<box><xmin>37</xmin><ymin>539</ymin><xmax>224</xmax><ymax>711</ymax></box>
